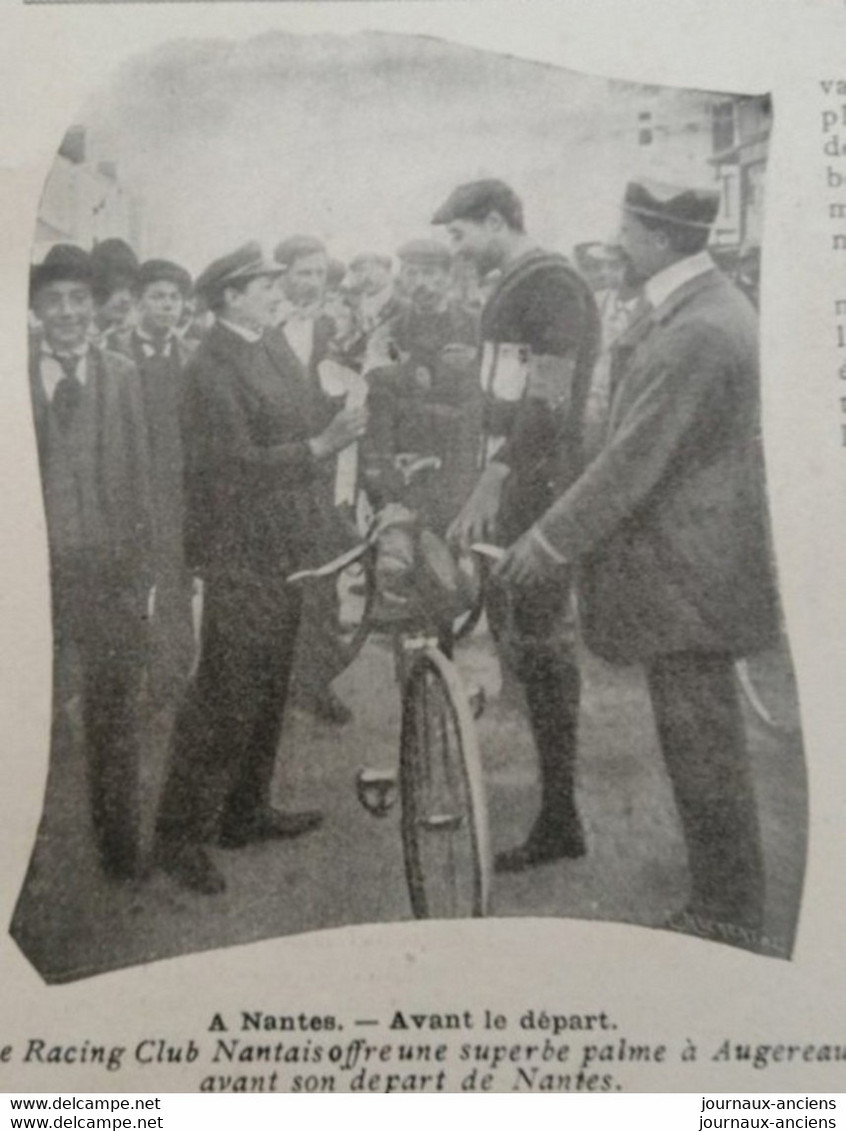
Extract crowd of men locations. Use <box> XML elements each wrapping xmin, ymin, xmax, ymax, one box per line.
<box><xmin>28</xmin><ymin>174</ymin><xmax>780</xmax><ymax>949</ymax></box>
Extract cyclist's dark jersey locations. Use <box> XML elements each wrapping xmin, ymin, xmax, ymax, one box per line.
<box><xmin>480</xmin><ymin>248</ymin><xmax>600</xmax><ymax>541</ymax></box>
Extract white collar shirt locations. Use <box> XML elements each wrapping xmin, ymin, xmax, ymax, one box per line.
<box><xmin>39</xmin><ymin>340</ymin><xmax>90</xmax><ymax>403</ymax></box>
<box><xmin>218</xmin><ymin>318</ymin><xmax>264</xmax><ymax>344</ymax></box>
<box><xmin>283</xmin><ymin>314</ymin><xmax>315</xmax><ymax>369</ymax></box>
<box><xmin>359</xmin><ymin>284</ymin><xmax>395</xmax><ymax>329</ymax></box>
<box><xmin>645</xmin><ymin>250</ymin><xmax>714</xmax><ymax>312</ymax></box>
<box><xmin>136</xmin><ymin>326</ymin><xmax>178</xmax><ymax>359</ymax></box>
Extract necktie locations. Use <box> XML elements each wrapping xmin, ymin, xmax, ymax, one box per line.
<box><xmin>52</xmin><ymin>354</ymin><xmax>83</xmax><ymax>432</ymax></box>
<box><xmin>609</xmin><ymin>295</ymin><xmax>653</xmax><ymax>399</ymax></box>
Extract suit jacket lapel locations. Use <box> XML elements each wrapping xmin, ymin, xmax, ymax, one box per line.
<box><xmin>609</xmin><ymin>268</ymin><xmax>722</xmax><ymax>388</ymax></box>
<box><xmin>207</xmin><ymin>322</ymin><xmax>278</xmax><ymax>406</ymax></box>
<box><xmin>608</xmin><ymin>295</ymin><xmax>656</xmax><ymax>400</ymax></box>
<box><xmin>265</xmin><ymin>325</ymin><xmax>309</xmax><ymax>383</ymax></box>
<box><xmin>312</xmin><ymin>315</ymin><xmax>336</xmax><ymax>372</ymax></box>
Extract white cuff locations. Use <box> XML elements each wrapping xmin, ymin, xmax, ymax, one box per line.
<box><xmin>529</xmin><ymin>525</ymin><xmax>569</xmax><ymax>565</ymax></box>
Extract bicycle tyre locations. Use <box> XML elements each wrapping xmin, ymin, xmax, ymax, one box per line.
<box><xmin>398</xmin><ymin>645</ymin><xmax>491</xmax><ymax>919</ymax></box>
<box><xmin>452</xmin><ymin>574</ymin><xmax>486</xmax><ymax>646</ymax></box>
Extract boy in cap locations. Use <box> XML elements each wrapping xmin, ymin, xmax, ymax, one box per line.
<box><xmin>435</xmin><ymin>178</ymin><xmax>600</xmax><ymax>872</ymax></box>
<box><xmin>109</xmin><ymin>258</ymin><xmax>196</xmax><ymax>707</ymax></box>
<box><xmin>28</xmin><ymin>244</ymin><xmax>154</xmax><ymax>882</ymax></box>
<box><xmin>154</xmin><ymin>242</ymin><xmax>367</xmax><ymax>894</ymax></box>
<box><xmin>496</xmin><ymin>179</ymin><xmax>781</xmax><ymax>944</ymax></box>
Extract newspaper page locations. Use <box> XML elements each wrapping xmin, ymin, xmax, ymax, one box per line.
<box><xmin>0</xmin><ymin>0</ymin><xmax>844</xmax><ymax>1096</ymax></box>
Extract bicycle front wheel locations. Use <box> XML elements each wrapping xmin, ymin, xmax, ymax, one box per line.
<box><xmin>399</xmin><ymin>646</ymin><xmax>491</xmax><ymax>919</ymax></box>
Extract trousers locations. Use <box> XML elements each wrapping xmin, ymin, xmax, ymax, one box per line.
<box><xmin>156</xmin><ymin>567</ymin><xmax>302</xmax><ymax>846</ymax></box>
<box><xmin>52</xmin><ymin>559</ymin><xmax>148</xmax><ymax>879</ymax></box>
<box><xmin>646</xmin><ymin>650</ymin><xmax>765</xmax><ymax>930</ymax></box>
<box><xmin>487</xmin><ymin>570</ymin><xmax>582</xmax><ymax>837</ymax></box>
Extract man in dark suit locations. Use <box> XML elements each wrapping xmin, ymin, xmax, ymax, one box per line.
<box><xmin>154</xmin><ymin>242</ymin><xmax>367</xmax><ymax>894</ymax></box>
<box><xmin>109</xmin><ymin>258</ymin><xmax>196</xmax><ymax>707</ymax></box>
<box><xmin>29</xmin><ymin>244</ymin><xmax>154</xmax><ymax>882</ymax></box>
<box><xmin>437</xmin><ymin>180</ymin><xmax>600</xmax><ymax>873</ymax></box>
<box><xmin>497</xmin><ymin>179</ymin><xmax>780</xmax><ymax>943</ymax></box>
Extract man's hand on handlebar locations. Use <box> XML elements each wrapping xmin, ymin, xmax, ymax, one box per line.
<box><xmin>494</xmin><ymin>528</ymin><xmax>567</xmax><ymax>589</ymax></box>
<box><xmin>309</xmin><ymin>404</ymin><xmax>369</xmax><ymax>459</ymax></box>
<box><xmin>447</xmin><ymin>462</ymin><xmax>509</xmax><ymax>550</ymax></box>
<box><xmin>440</xmin><ymin>343</ymin><xmax>478</xmax><ymax>368</ymax></box>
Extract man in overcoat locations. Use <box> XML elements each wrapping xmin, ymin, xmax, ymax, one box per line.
<box><xmin>29</xmin><ymin>244</ymin><xmax>154</xmax><ymax>882</ymax></box>
<box><xmin>154</xmin><ymin>242</ymin><xmax>367</xmax><ymax>894</ymax></box>
<box><xmin>109</xmin><ymin>258</ymin><xmax>196</xmax><ymax>706</ymax></box>
<box><xmin>497</xmin><ymin>179</ymin><xmax>780</xmax><ymax>941</ymax></box>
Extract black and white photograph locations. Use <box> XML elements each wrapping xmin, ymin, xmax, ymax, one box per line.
<box><xmin>11</xmin><ymin>29</ymin><xmax>807</xmax><ymax>983</ymax></box>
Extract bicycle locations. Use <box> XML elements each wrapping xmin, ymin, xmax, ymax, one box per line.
<box><xmin>288</xmin><ymin>474</ymin><xmax>493</xmax><ymax>921</ymax></box>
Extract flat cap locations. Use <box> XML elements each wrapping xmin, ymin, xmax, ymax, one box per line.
<box><xmin>349</xmin><ymin>251</ymin><xmax>392</xmax><ymax>271</ymax></box>
<box><xmin>274</xmin><ymin>234</ymin><xmax>327</xmax><ymax>269</ymax></box>
<box><xmin>194</xmin><ymin>241</ymin><xmax>284</xmax><ymax>301</ymax></box>
<box><xmin>136</xmin><ymin>258</ymin><xmax>193</xmax><ymax>296</ymax></box>
<box><xmin>397</xmin><ymin>239</ymin><xmax>452</xmax><ymax>268</ymax></box>
<box><xmin>623</xmin><ymin>178</ymin><xmax>720</xmax><ymax>229</ymax></box>
<box><xmin>431</xmin><ymin>179</ymin><xmax>523</xmax><ymax>228</ymax></box>
<box><xmin>30</xmin><ymin>244</ymin><xmax>93</xmax><ymax>303</ymax></box>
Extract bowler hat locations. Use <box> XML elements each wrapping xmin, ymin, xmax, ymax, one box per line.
<box><xmin>194</xmin><ymin>241</ymin><xmax>284</xmax><ymax>302</ymax></box>
<box><xmin>397</xmin><ymin>239</ymin><xmax>452</xmax><ymax>269</ymax></box>
<box><xmin>623</xmin><ymin>179</ymin><xmax>720</xmax><ymax>229</ymax></box>
<box><xmin>91</xmin><ymin>237</ymin><xmax>139</xmax><ymax>273</ymax></box>
<box><xmin>136</xmin><ymin>259</ymin><xmax>193</xmax><ymax>297</ymax></box>
<box><xmin>30</xmin><ymin>244</ymin><xmax>93</xmax><ymax>304</ymax></box>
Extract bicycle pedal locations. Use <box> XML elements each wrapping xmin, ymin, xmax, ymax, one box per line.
<box><xmin>356</xmin><ymin>767</ymin><xmax>398</xmax><ymax>817</ymax></box>
<box><xmin>419</xmin><ymin>814</ymin><xmax>464</xmax><ymax>831</ymax></box>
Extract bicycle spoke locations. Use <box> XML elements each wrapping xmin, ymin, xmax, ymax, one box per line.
<box><xmin>399</xmin><ymin>650</ymin><xmax>488</xmax><ymax>920</ymax></box>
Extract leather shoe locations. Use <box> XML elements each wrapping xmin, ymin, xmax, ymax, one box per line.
<box><xmin>156</xmin><ymin>843</ymin><xmax>226</xmax><ymax>895</ymax></box>
<box><xmin>219</xmin><ymin>808</ymin><xmax>324</xmax><ymax>848</ymax></box>
<box><xmin>495</xmin><ymin>825</ymin><xmax>586</xmax><ymax>874</ymax></box>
